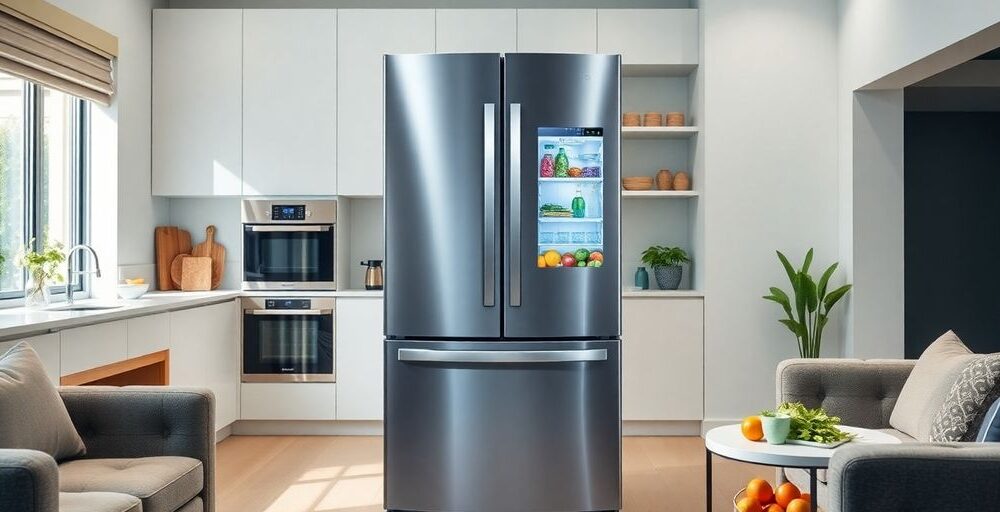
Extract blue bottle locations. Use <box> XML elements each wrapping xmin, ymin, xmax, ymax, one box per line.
<box><xmin>634</xmin><ymin>267</ymin><xmax>649</xmax><ymax>290</ymax></box>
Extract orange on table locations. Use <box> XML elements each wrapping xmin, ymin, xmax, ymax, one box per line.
<box><xmin>765</xmin><ymin>505</ymin><xmax>785</xmax><ymax>512</ymax></box>
<box><xmin>785</xmin><ymin>498</ymin><xmax>809</xmax><ymax>512</ymax></box>
<box><xmin>746</xmin><ymin>478</ymin><xmax>774</xmax><ymax>505</ymax></box>
<box><xmin>735</xmin><ymin>497</ymin><xmax>763</xmax><ymax>512</ymax></box>
<box><xmin>775</xmin><ymin>482</ymin><xmax>801</xmax><ymax>508</ymax></box>
<box><xmin>799</xmin><ymin>493</ymin><xmax>811</xmax><ymax>503</ymax></box>
<box><xmin>741</xmin><ymin>416</ymin><xmax>764</xmax><ymax>441</ymax></box>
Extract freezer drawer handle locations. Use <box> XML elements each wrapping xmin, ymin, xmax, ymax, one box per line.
<box><xmin>483</xmin><ymin>103</ymin><xmax>496</xmax><ymax>307</ymax></box>
<box><xmin>397</xmin><ymin>348</ymin><xmax>607</xmax><ymax>363</ymax></box>
<box><xmin>509</xmin><ymin>103</ymin><xmax>522</xmax><ymax>307</ymax></box>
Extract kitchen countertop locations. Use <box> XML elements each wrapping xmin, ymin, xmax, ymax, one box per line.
<box><xmin>0</xmin><ymin>288</ymin><xmax>383</xmax><ymax>341</ymax></box>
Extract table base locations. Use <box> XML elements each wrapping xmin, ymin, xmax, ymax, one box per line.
<box><xmin>706</xmin><ymin>448</ymin><xmax>818</xmax><ymax>512</ymax></box>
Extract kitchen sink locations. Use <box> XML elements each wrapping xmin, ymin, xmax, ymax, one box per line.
<box><xmin>48</xmin><ymin>304</ymin><xmax>123</xmax><ymax>312</ymax></box>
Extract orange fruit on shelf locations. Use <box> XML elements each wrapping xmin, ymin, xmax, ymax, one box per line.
<box><xmin>765</xmin><ymin>505</ymin><xmax>785</xmax><ymax>512</ymax></box>
<box><xmin>735</xmin><ymin>497</ymin><xmax>763</xmax><ymax>512</ymax></box>
<box><xmin>537</xmin><ymin>255</ymin><xmax>547</xmax><ymax>268</ymax></box>
<box><xmin>785</xmin><ymin>498</ymin><xmax>809</xmax><ymax>512</ymax></box>
<box><xmin>774</xmin><ymin>482</ymin><xmax>801</xmax><ymax>508</ymax></box>
<box><xmin>741</xmin><ymin>416</ymin><xmax>764</xmax><ymax>441</ymax></box>
<box><xmin>746</xmin><ymin>479</ymin><xmax>774</xmax><ymax>505</ymax></box>
<box><xmin>543</xmin><ymin>250</ymin><xmax>561</xmax><ymax>267</ymax></box>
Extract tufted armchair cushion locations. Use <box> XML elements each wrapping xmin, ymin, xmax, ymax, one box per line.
<box><xmin>776</xmin><ymin>359</ymin><xmax>916</xmax><ymax>429</ymax></box>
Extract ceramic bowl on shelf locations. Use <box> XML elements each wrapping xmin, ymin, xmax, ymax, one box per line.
<box><xmin>117</xmin><ymin>283</ymin><xmax>150</xmax><ymax>300</ymax></box>
<box><xmin>622</xmin><ymin>177</ymin><xmax>654</xmax><ymax>190</ymax></box>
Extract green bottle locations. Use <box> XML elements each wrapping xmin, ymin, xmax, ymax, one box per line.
<box><xmin>571</xmin><ymin>187</ymin><xmax>586</xmax><ymax>218</ymax></box>
<box><xmin>554</xmin><ymin>147</ymin><xmax>569</xmax><ymax>177</ymax></box>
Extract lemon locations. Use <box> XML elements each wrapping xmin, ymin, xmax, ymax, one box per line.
<box><xmin>537</xmin><ymin>255</ymin><xmax>546</xmax><ymax>268</ymax></box>
<box><xmin>543</xmin><ymin>250</ymin><xmax>561</xmax><ymax>267</ymax></box>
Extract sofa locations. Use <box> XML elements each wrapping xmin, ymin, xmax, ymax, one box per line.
<box><xmin>777</xmin><ymin>358</ymin><xmax>1000</xmax><ymax>511</ymax></box>
<box><xmin>0</xmin><ymin>386</ymin><xmax>215</xmax><ymax>512</ymax></box>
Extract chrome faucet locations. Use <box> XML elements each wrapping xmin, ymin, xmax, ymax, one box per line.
<box><xmin>66</xmin><ymin>244</ymin><xmax>101</xmax><ymax>305</ymax></box>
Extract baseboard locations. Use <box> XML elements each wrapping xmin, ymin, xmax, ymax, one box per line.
<box><xmin>623</xmin><ymin>420</ymin><xmax>702</xmax><ymax>436</ymax></box>
<box><xmin>215</xmin><ymin>424</ymin><xmax>233</xmax><ymax>443</ymax></box>
<box><xmin>231</xmin><ymin>420</ymin><xmax>383</xmax><ymax>436</ymax></box>
<box><xmin>700</xmin><ymin>418</ymin><xmax>741</xmax><ymax>436</ymax></box>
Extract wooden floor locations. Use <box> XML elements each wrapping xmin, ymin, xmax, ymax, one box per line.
<box><xmin>217</xmin><ymin>435</ymin><xmax>770</xmax><ymax>512</ymax></box>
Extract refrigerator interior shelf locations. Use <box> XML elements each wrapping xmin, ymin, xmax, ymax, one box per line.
<box><xmin>539</xmin><ymin>177</ymin><xmax>603</xmax><ymax>183</ymax></box>
<box><xmin>538</xmin><ymin>217</ymin><xmax>603</xmax><ymax>223</ymax></box>
<box><xmin>538</xmin><ymin>243</ymin><xmax>604</xmax><ymax>248</ymax></box>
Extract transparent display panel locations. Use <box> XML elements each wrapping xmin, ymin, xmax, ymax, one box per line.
<box><xmin>537</xmin><ymin>127</ymin><xmax>604</xmax><ymax>269</ymax></box>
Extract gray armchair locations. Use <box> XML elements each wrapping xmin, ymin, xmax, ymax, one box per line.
<box><xmin>0</xmin><ymin>387</ymin><xmax>215</xmax><ymax>512</ymax></box>
<box><xmin>777</xmin><ymin>359</ymin><xmax>1000</xmax><ymax>512</ymax></box>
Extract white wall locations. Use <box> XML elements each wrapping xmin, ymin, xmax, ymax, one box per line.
<box><xmin>48</xmin><ymin>0</ymin><xmax>168</xmax><ymax>291</ymax></box>
<box><xmin>701</xmin><ymin>0</ymin><xmax>840</xmax><ymax>423</ymax></box>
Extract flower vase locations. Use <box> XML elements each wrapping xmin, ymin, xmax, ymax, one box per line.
<box><xmin>25</xmin><ymin>278</ymin><xmax>51</xmax><ymax>308</ymax></box>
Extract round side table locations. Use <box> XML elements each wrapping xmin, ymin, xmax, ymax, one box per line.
<box><xmin>704</xmin><ymin>425</ymin><xmax>901</xmax><ymax>512</ymax></box>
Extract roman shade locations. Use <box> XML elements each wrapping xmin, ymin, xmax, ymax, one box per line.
<box><xmin>0</xmin><ymin>0</ymin><xmax>118</xmax><ymax>105</ymax></box>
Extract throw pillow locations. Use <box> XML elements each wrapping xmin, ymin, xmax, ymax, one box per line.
<box><xmin>889</xmin><ymin>331</ymin><xmax>978</xmax><ymax>441</ymax></box>
<box><xmin>975</xmin><ymin>397</ymin><xmax>1000</xmax><ymax>442</ymax></box>
<box><xmin>931</xmin><ymin>354</ymin><xmax>1000</xmax><ymax>441</ymax></box>
<box><xmin>0</xmin><ymin>342</ymin><xmax>86</xmax><ymax>461</ymax></box>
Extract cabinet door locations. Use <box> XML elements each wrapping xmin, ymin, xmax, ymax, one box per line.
<box><xmin>241</xmin><ymin>383</ymin><xmax>336</xmax><ymax>420</ymax></box>
<box><xmin>243</xmin><ymin>9</ymin><xmax>337</xmax><ymax>196</ymax></box>
<box><xmin>0</xmin><ymin>333</ymin><xmax>60</xmax><ymax>384</ymax></box>
<box><xmin>170</xmin><ymin>300</ymin><xmax>240</xmax><ymax>430</ymax></box>
<box><xmin>436</xmin><ymin>9</ymin><xmax>516</xmax><ymax>53</ymax></box>
<box><xmin>126</xmin><ymin>313</ymin><xmax>170</xmax><ymax>358</ymax></box>
<box><xmin>61</xmin><ymin>321</ymin><xmax>128</xmax><ymax>376</ymax></box>
<box><xmin>152</xmin><ymin>9</ymin><xmax>242</xmax><ymax>196</ymax></box>
<box><xmin>597</xmin><ymin>9</ymin><xmax>698</xmax><ymax>69</ymax></box>
<box><xmin>622</xmin><ymin>298</ymin><xmax>703</xmax><ymax>420</ymax></box>
<box><xmin>516</xmin><ymin>9</ymin><xmax>597</xmax><ymax>53</ymax></box>
<box><xmin>336</xmin><ymin>297</ymin><xmax>384</xmax><ymax>420</ymax></box>
<box><xmin>337</xmin><ymin>9</ymin><xmax>434</xmax><ymax>197</ymax></box>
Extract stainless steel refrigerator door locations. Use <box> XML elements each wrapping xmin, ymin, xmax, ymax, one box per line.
<box><xmin>385</xmin><ymin>54</ymin><xmax>502</xmax><ymax>339</ymax></box>
<box><xmin>385</xmin><ymin>339</ymin><xmax>622</xmax><ymax>512</ymax></box>
<box><xmin>504</xmin><ymin>54</ymin><xmax>621</xmax><ymax>339</ymax></box>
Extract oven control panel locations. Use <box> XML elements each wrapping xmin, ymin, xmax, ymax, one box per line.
<box><xmin>265</xmin><ymin>299</ymin><xmax>312</xmax><ymax>310</ymax></box>
<box><xmin>270</xmin><ymin>204</ymin><xmax>308</xmax><ymax>221</ymax></box>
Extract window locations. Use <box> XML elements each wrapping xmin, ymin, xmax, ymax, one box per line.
<box><xmin>0</xmin><ymin>71</ymin><xmax>89</xmax><ymax>301</ymax></box>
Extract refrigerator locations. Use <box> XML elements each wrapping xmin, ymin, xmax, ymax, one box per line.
<box><xmin>384</xmin><ymin>53</ymin><xmax>621</xmax><ymax>512</ymax></box>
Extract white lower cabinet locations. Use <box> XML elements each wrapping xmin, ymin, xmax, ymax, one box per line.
<box><xmin>126</xmin><ymin>313</ymin><xmax>170</xmax><ymax>358</ymax></box>
<box><xmin>169</xmin><ymin>300</ymin><xmax>240</xmax><ymax>430</ymax></box>
<box><xmin>60</xmin><ymin>321</ymin><xmax>128</xmax><ymax>377</ymax></box>
<box><xmin>241</xmin><ymin>383</ymin><xmax>337</xmax><ymax>420</ymax></box>
<box><xmin>335</xmin><ymin>297</ymin><xmax>384</xmax><ymax>420</ymax></box>
<box><xmin>0</xmin><ymin>333</ymin><xmax>61</xmax><ymax>384</ymax></box>
<box><xmin>622</xmin><ymin>297</ymin><xmax>704</xmax><ymax>421</ymax></box>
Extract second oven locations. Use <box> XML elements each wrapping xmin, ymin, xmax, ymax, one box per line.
<box><xmin>242</xmin><ymin>297</ymin><xmax>335</xmax><ymax>383</ymax></box>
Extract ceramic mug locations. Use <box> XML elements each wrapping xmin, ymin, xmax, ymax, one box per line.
<box><xmin>762</xmin><ymin>414</ymin><xmax>792</xmax><ymax>445</ymax></box>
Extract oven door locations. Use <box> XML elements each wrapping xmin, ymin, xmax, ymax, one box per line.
<box><xmin>242</xmin><ymin>307</ymin><xmax>335</xmax><ymax>382</ymax></box>
<box><xmin>243</xmin><ymin>225</ymin><xmax>335</xmax><ymax>290</ymax></box>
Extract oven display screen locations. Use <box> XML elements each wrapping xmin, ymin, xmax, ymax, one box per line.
<box><xmin>272</xmin><ymin>205</ymin><xmax>306</xmax><ymax>221</ymax></box>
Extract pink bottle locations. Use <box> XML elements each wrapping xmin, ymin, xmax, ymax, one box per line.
<box><xmin>540</xmin><ymin>153</ymin><xmax>555</xmax><ymax>177</ymax></box>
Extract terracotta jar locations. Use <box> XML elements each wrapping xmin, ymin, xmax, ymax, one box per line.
<box><xmin>665</xmin><ymin>112</ymin><xmax>685</xmax><ymax>127</ymax></box>
<box><xmin>656</xmin><ymin>169</ymin><xmax>673</xmax><ymax>190</ymax></box>
<box><xmin>622</xmin><ymin>112</ymin><xmax>641</xmax><ymax>127</ymax></box>
<box><xmin>673</xmin><ymin>171</ymin><xmax>691</xmax><ymax>191</ymax></box>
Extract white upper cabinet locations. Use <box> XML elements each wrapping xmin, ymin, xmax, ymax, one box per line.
<box><xmin>243</xmin><ymin>10</ymin><xmax>337</xmax><ymax>196</ymax></box>
<box><xmin>153</xmin><ymin>9</ymin><xmax>242</xmax><ymax>196</ymax></box>
<box><xmin>436</xmin><ymin>9</ymin><xmax>516</xmax><ymax>53</ymax></box>
<box><xmin>597</xmin><ymin>9</ymin><xmax>698</xmax><ymax>72</ymax></box>
<box><xmin>337</xmin><ymin>9</ymin><xmax>434</xmax><ymax>197</ymax></box>
<box><xmin>517</xmin><ymin>9</ymin><xmax>597</xmax><ymax>54</ymax></box>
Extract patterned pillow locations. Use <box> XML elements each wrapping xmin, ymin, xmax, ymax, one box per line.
<box><xmin>930</xmin><ymin>354</ymin><xmax>1000</xmax><ymax>442</ymax></box>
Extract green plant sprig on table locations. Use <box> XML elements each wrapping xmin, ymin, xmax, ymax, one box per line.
<box><xmin>763</xmin><ymin>248</ymin><xmax>852</xmax><ymax>358</ymax></box>
<box><xmin>762</xmin><ymin>402</ymin><xmax>854</xmax><ymax>444</ymax></box>
<box><xmin>640</xmin><ymin>245</ymin><xmax>689</xmax><ymax>267</ymax></box>
<box><xmin>17</xmin><ymin>239</ymin><xmax>66</xmax><ymax>288</ymax></box>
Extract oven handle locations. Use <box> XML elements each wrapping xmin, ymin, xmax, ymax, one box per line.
<box><xmin>397</xmin><ymin>348</ymin><xmax>607</xmax><ymax>363</ymax></box>
<box><xmin>245</xmin><ymin>309</ymin><xmax>332</xmax><ymax>316</ymax></box>
<box><xmin>249</xmin><ymin>225</ymin><xmax>332</xmax><ymax>232</ymax></box>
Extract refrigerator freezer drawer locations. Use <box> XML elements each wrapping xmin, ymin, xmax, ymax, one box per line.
<box><xmin>385</xmin><ymin>339</ymin><xmax>622</xmax><ymax>512</ymax></box>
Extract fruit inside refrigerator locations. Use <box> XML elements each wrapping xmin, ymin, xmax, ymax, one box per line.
<box><xmin>536</xmin><ymin>127</ymin><xmax>605</xmax><ymax>269</ymax></box>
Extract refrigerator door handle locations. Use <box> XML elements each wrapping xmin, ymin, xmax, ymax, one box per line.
<box><xmin>397</xmin><ymin>348</ymin><xmax>607</xmax><ymax>363</ymax></box>
<box><xmin>509</xmin><ymin>103</ymin><xmax>522</xmax><ymax>307</ymax></box>
<box><xmin>483</xmin><ymin>103</ymin><xmax>496</xmax><ymax>307</ymax></box>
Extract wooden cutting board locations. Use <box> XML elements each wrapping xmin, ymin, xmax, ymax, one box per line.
<box><xmin>180</xmin><ymin>256</ymin><xmax>212</xmax><ymax>291</ymax></box>
<box><xmin>154</xmin><ymin>226</ymin><xmax>192</xmax><ymax>290</ymax></box>
<box><xmin>170</xmin><ymin>253</ymin><xmax>190</xmax><ymax>289</ymax></box>
<box><xmin>191</xmin><ymin>225</ymin><xmax>226</xmax><ymax>290</ymax></box>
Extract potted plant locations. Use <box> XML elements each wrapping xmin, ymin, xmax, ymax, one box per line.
<box><xmin>640</xmin><ymin>245</ymin><xmax>689</xmax><ymax>290</ymax></box>
<box><xmin>17</xmin><ymin>239</ymin><xmax>65</xmax><ymax>308</ymax></box>
<box><xmin>763</xmin><ymin>249</ymin><xmax>851</xmax><ymax>358</ymax></box>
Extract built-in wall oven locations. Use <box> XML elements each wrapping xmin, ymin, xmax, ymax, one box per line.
<box><xmin>242</xmin><ymin>199</ymin><xmax>336</xmax><ymax>291</ymax></box>
<box><xmin>242</xmin><ymin>297</ymin><xmax>335</xmax><ymax>383</ymax></box>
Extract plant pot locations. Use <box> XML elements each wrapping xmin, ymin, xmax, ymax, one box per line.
<box><xmin>653</xmin><ymin>265</ymin><xmax>682</xmax><ymax>290</ymax></box>
<box><xmin>761</xmin><ymin>414</ymin><xmax>792</xmax><ymax>444</ymax></box>
<box><xmin>25</xmin><ymin>279</ymin><xmax>51</xmax><ymax>308</ymax></box>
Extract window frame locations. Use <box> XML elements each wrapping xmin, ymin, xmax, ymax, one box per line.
<box><xmin>0</xmin><ymin>79</ymin><xmax>90</xmax><ymax>303</ymax></box>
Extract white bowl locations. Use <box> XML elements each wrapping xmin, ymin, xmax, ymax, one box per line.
<box><xmin>117</xmin><ymin>283</ymin><xmax>149</xmax><ymax>300</ymax></box>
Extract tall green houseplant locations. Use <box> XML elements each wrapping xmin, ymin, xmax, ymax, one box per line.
<box><xmin>763</xmin><ymin>249</ymin><xmax>851</xmax><ymax>358</ymax></box>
